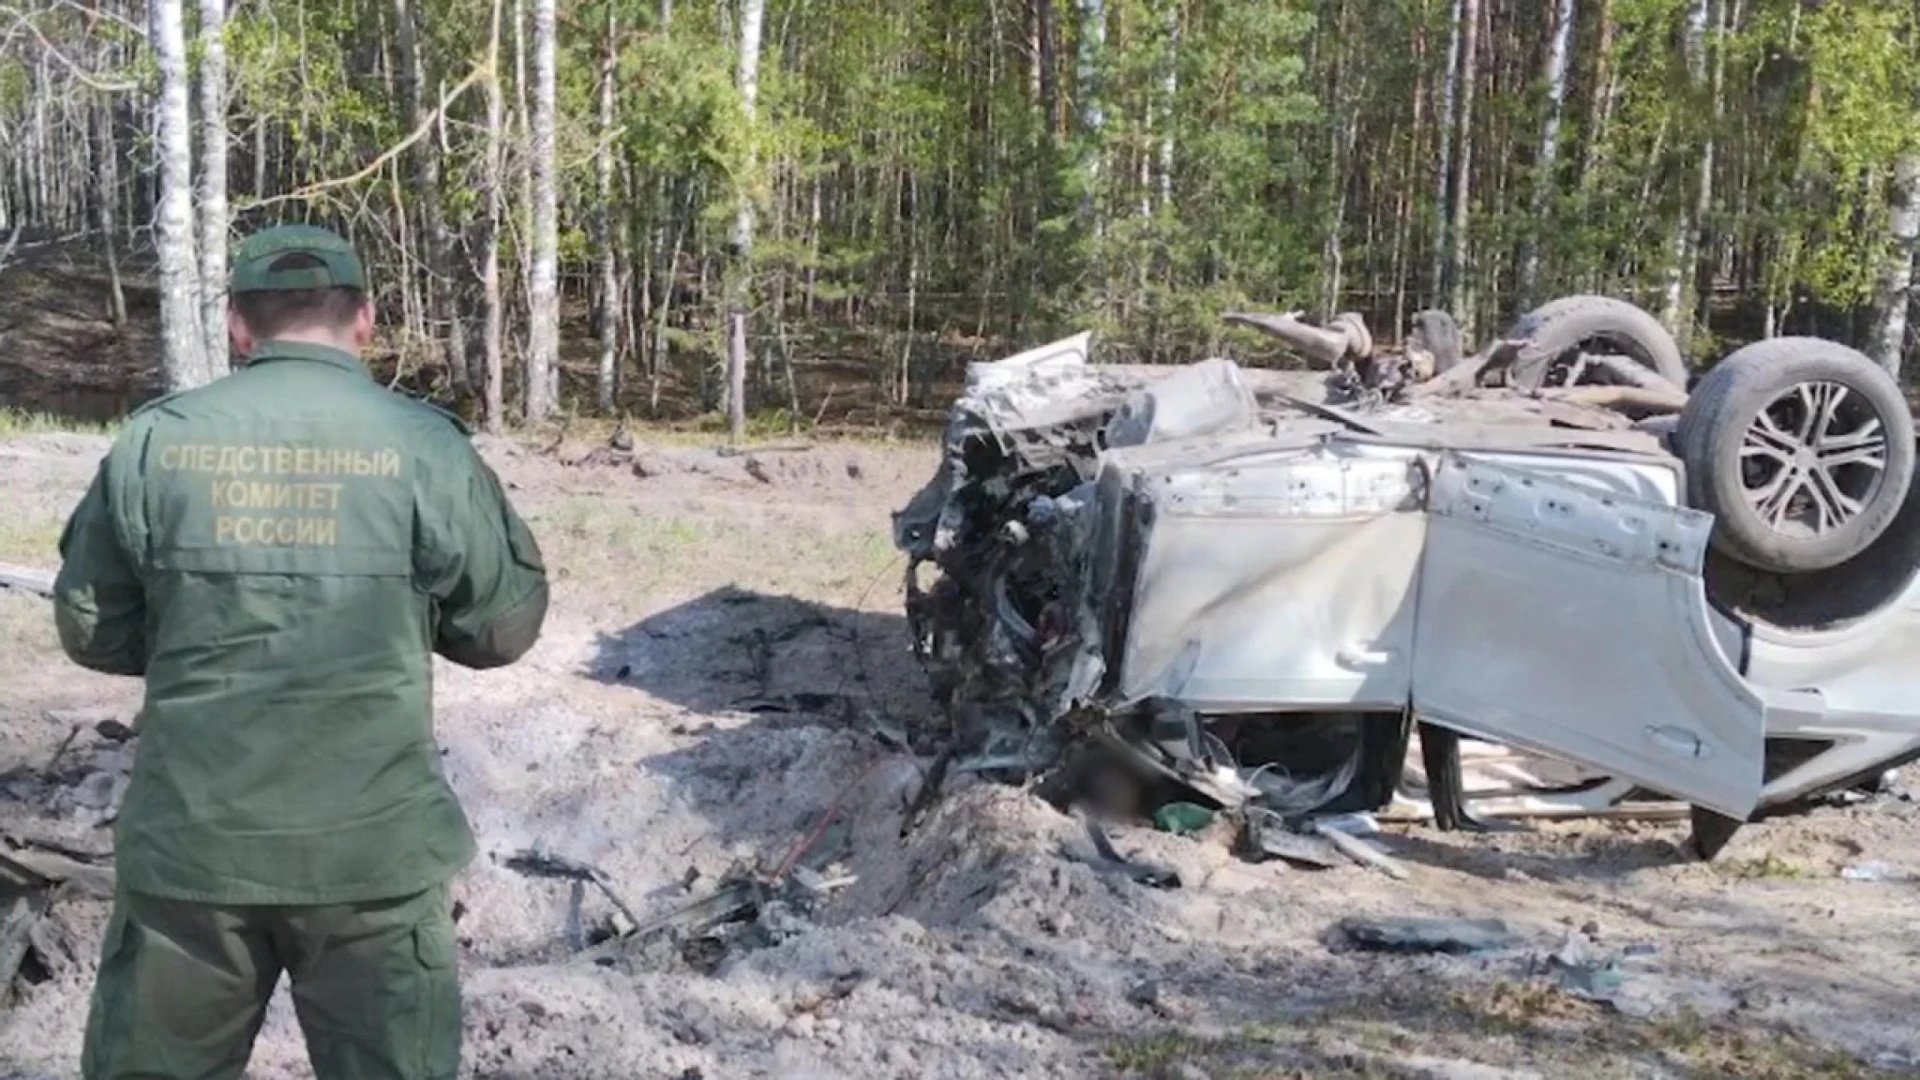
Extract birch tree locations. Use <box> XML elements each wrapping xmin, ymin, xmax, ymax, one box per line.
<box><xmin>481</xmin><ymin>0</ymin><xmax>507</xmax><ymax>433</ymax></box>
<box><xmin>1691</xmin><ymin>0</ymin><xmax>1728</xmax><ymax>330</ymax></box>
<box><xmin>393</xmin><ymin>0</ymin><xmax>464</xmax><ymax>396</ymax></box>
<box><xmin>1076</xmin><ymin>0</ymin><xmax>1107</xmax><ymax>245</ymax></box>
<box><xmin>595</xmin><ymin>7</ymin><xmax>619</xmax><ymax>413</ymax></box>
<box><xmin>197</xmin><ymin>0</ymin><xmax>229</xmax><ymax>376</ymax></box>
<box><xmin>1034</xmin><ymin>0</ymin><xmax>1058</xmax><ymax>143</ymax></box>
<box><xmin>525</xmin><ymin>0</ymin><xmax>559</xmax><ymax>422</ymax></box>
<box><xmin>1660</xmin><ymin>0</ymin><xmax>1711</xmax><ymax>338</ymax></box>
<box><xmin>726</xmin><ymin>0</ymin><xmax>767</xmax><ymax>444</ymax></box>
<box><xmin>93</xmin><ymin>103</ymin><xmax>127</xmax><ymax>328</ymax></box>
<box><xmin>1871</xmin><ymin>151</ymin><xmax>1920</xmax><ymax>377</ymax></box>
<box><xmin>1446</xmin><ymin>0</ymin><xmax>1479</xmax><ymax>330</ymax></box>
<box><xmin>1157</xmin><ymin>0</ymin><xmax>1177</xmax><ymax>213</ymax></box>
<box><xmin>1430</xmin><ymin>0</ymin><xmax>1464</xmax><ymax>302</ymax></box>
<box><xmin>1517</xmin><ymin>0</ymin><xmax>1574</xmax><ymax>306</ymax></box>
<box><xmin>151</xmin><ymin>0</ymin><xmax>207</xmax><ymax>390</ymax></box>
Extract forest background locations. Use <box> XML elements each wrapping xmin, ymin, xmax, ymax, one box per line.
<box><xmin>2</xmin><ymin>0</ymin><xmax>1918</xmax><ymax>438</ymax></box>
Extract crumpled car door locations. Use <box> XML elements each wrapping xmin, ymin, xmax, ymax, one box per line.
<box><xmin>1411</xmin><ymin>452</ymin><xmax>1768</xmax><ymax>820</ymax></box>
<box><xmin>1114</xmin><ymin>442</ymin><xmax>1426</xmax><ymax>712</ymax></box>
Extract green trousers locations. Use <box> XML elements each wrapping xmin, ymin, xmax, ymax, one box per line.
<box><xmin>81</xmin><ymin>884</ymin><xmax>460</xmax><ymax>1080</ymax></box>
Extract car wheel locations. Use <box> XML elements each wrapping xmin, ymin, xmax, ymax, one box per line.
<box><xmin>1677</xmin><ymin>337</ymin><xmax>1915</xmax><ymax>573</ymax></box>
<box><xmin>1504</xmin><ymin>295</ymin><xmax>1688</xmax><ymax>390</ymax></box>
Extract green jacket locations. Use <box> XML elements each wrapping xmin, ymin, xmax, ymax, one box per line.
<box><xmin>53</xmin><ymin>341</ymin><xmax>548</xmax><ymax>904</ymax></box>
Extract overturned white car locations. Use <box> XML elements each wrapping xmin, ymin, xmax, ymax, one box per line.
<box><xmin>894</xmin><ymin>298</ymin><xmax>1920</xmax><ymax>858</ymax></box>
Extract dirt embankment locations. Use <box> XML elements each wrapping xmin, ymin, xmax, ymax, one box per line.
<box><xmin>0</xmin><ymin>432</ymin><xmax>1917</xmax><ymax>1079</ymax></box>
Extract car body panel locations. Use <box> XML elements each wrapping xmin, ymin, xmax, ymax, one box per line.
<box><xmin>1411</xmin><ymin>453</ymin><xmax>1768</xmax><ymax>819</ymax></box>
<box><xmin>1114</xmin><ymin>443</ymin><xmax>1426</xmax><ymax>711</ymax></box>
<box><xmin>1745</xmin><ymin>606</ymin><xmax>1920</xmax><ymax>802</ymax></box>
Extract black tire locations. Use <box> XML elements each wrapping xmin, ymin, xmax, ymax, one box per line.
<box><xmin>1408</xmin><ymin>310</ymin><xmax>1463</xmax><ymax>373</ymax></box>
<box><xmin>1505</xmin><ymin>295</ymin><xmax>1688</xmax><ymax>391</ymax></box>
<box><xmin>1677</xmin><ymin>337</ymin><xmax>1915</xmax><ymax>573</ymax></box>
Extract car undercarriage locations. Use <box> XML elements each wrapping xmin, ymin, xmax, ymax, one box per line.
<box><xmin>894</xmin><ymin>299</ymin><xmax>1920</xmax><ymax>862</ymax></box>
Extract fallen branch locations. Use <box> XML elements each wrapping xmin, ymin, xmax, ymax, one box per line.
<box><xmin>0</xmin><ymin>563</ymin><xmax>54</xmax><ymax>598</ymax></box>
<box><xmin>0</xmin><ymin>6</ymin><xmax>138</xmax><ymax>92</ymax></box>
<box><xmin>43</xmin><ymin>723</ymin><xmax>81</xmax><ymax>776</ymax></box>
<box><xmin>240</xmin><ymin>62</ymin><xmax>487</xmax><ymax>210</ymax></box>
<box><xmin>503</xmin><ymin>850</ymin><xmax>643</xmax><ymax>933</ymax></box>
<box><xmin>48</xmin><ymin>0</ymin><xmax>145</xmax><ymax>36</ymax></box>
<box><xmin>1311</xmin><ymin>819</ymin><xmax>1410</xmax><ymax>881</ymax></box>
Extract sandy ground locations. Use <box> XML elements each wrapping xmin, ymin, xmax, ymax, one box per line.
<box><xmin>2</xmin><ymin>429</ymin><xmax>1919</xmax><ymax>1079</ymax></box>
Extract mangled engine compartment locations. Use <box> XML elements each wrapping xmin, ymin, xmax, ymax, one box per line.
<box><xmin>893</xmin><ymin>331</ymin><xmax>1433</xmax><ymax>847</ymax></box>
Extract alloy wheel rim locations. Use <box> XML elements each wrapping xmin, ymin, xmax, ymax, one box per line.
<box><xmin>1737</xmin><ymin>380</ymin><xmax>1889</xmax><ymax>538</ymax></box>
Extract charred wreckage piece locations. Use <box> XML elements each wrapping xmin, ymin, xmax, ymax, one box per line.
<box><xmin>895</xmin><ymin>298</ymin><xmax>1920</xmax><ymax>861</ymax></box>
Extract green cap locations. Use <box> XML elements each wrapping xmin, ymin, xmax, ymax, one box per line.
<box><xmin>229</xmin><ymin>225</ymin><xmax>367</xmax><ymax>293</ymax></box>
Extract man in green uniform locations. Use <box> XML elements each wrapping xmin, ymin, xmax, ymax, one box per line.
<box><xmin>52</xmin><ymin>225</ymin><xmax>548</xmax><ymax>1080</ymax></box>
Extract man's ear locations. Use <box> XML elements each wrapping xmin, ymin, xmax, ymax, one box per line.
<box><xmin>352</xmin><ymin>299</ymin><xmax>376</xmax><ymax>350</ymax></box>
<box><xmin>228</xmin><ymin>306</ymin><xmax>256</xmax><ymax>359</ymax></box>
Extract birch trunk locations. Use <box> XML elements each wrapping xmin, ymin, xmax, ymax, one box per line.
<box><xmin>1321</xmin><ymin>1</ymin><xmax>1346</xmax><ymax>320</ymax></box>
<box><xmin>151</xmin><ymin>0</ymin><xmax>207</xmax><ymax>390</ymax></box>
<box><xmin>726</xmin><ymin>0</ymin><xmax>767</xmax><ymax>443</ymax></box>
<box><xmin>481</xmin><ymin>0</ymin><xmax>506</xmax><ymax>433</ymax></box>
<box><xmin>1075</xmin><ymin>0</ymin><xmax>1106</xmax><ymax>244</ymax></box>
<box><xmin>1872</xmin><ymin>151</ymin><xmax>1920</xmax><ymax>377</ymax></box>
<box><xmin>1447</xmin><ymin>0</ymin><xmax>1480</xmax><ymax>331</ymax></box>
<box><xmin>1394</xmin><ymin>11</ymin><xmax>1427</xmax><ymax>337</ymax></box>
<box><xmin>1692</xmin><ymin>0</ymin><xmax>1728</xmax><ymax>328</ymax></box>
<box><xmin>513</xmin><ymin>0</ymin><xmax>532</xmax><ymax>358</ymax></box>
<box><xmin>1431</xmin><ymin>0</ymin><xmax>1464</xmax><ymax>304</ymax></box>
<box><xmin>94</xmin><ymin>103</ymin><xmax>126</xmax><ymax>327</ymax></box>
<box><xmin>645</xmin><ymin>0</ymin><xmax>676</xmax><ymax>379</ymax></box>
<box><xmin>253</xmin><ymin>118</ymin><xmax>267</xmax><ymax>200</ymax></box>
<box><xmin>595</xmin><ymin>8</ymin><xmax>620</xmax><ymax>413</ymax></box>
<box><xmin>1035</xmin><ymin>0</ymin><xmax>1058</xmax><ymax>140</ymax></box>
<box><xmin>1517</xmin><ymin>0</ymin><xmax>1574</xmax><ymax>306</ymax></box>
<box><xmin>195</xmin><ymin>0</ymin><xmax>229</xmax><ymax>373</ymax></box>
<box><xmin>1157</xmin><ymin>0</ymin><xmax>1177</xmax><ymax>212</ymax></box>
<box><xmin>1660</xmin><ymin>0</ymin><xmax>1710</xmax><ymax>337</ymax></box>
<box><xmin>525</xmin><ymin>0</ymin><xmax>559</xmax><ymax>422</ymax></box>
<box><xmin>394</xmin><ymin>0</ymin><xmax>465</xmax><ymax>395</ymax></box>
<box><xmin>652</xmin><ymin>196</ymin><xmax>686</xmax><ymax>416</ymax></box>
<box><xmin>898</xmin><ymin>170</ymin><xmax>918</xmax><ymax>406</ymax></box>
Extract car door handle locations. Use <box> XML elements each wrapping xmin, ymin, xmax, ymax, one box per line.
<box><xmin>1337</xmin><ymin>647</ymin><xmax>1398</xmax><ymax>669</ymax></box>
<box><xmin>1644</xmin><ymin>725</ymin><xmax>1709</xmax><ymax>759</ymax></box>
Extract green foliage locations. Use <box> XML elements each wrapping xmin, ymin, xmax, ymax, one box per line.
<box><xmin>0</xmin><ymin>61</ymin><xmax>28</xmax><ymax>112</ymax></box>
<box><xmin>1790</xmin><ymin>1</ymin><xmax>1920</xmax><ymax>306</ymax></box>
<box><xmin>14</xmin><ymin>0</ymin><xmax>1920</xmax><ymax>424</ymax></box>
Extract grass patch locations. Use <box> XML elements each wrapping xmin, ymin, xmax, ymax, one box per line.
<box><xmin>527</xmin><ymin>496</ymin><xmax>898</xmax><ymax>606</ymax></box>
<box><xmin>0</xmin><ymin>513</ymin><xmax>64</xmax><ymax>565</ymax></box>
<box><xmin>1106</xmin><ymin>1032</ymin><xmax>1213</xmax><ymax>1073</ymax></box>
<box><xmin>516</xmin><ymin>409</ymin><xmax>936</xmax><ymax>452</ymax></box>
<box><xmin>0</xmin><ymin>410</ymin><xmax>119</xmax><ymax>438</ymax></box>
<box><xmin>1715</xmin><ymin>852</ymin><xmax>1810</xmax><ymax>880</ymax></box>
